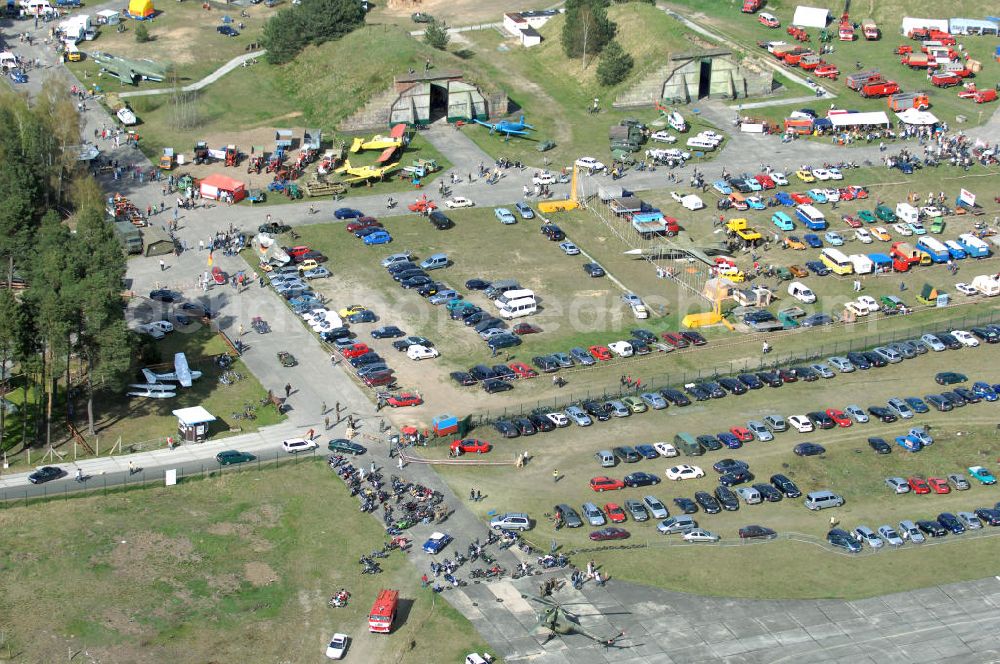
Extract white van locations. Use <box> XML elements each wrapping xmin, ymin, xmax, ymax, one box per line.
<box><xmin>895</xmin><ymin>202</ymin><xmax>919</xmax><ymax>225</ymax></box>
<box><xmin>848</xmin><ymin>254</ymin><xmax>874</xmax><ymax>274</ymax></box>
<box><xmin>282</xmin><ymin>438</ymin><xmax>318</xmax><ymax>453</ymax></box>
<box><xmin>495</xmin><ymin>289</ymin><xmax>534</xmax><ymax>308</ymax></box>
<box><xmin>787</xmin><ymin>281</ymin><xmax>816</xmax><ymax>303</ymax></box>
<box><xmin>497</xmin><ymin>297</ymin><xmax>537</xmax><ymax>319</ymax></box>
<box><xmin>804</xmin><ymin>490</ymin><xmax>844</xmax><ymax>510</ymax></box>
<box><xmin>686</xmin><ymin>137</ymin><xmax>717</xmax><ymax>151</ymax></box>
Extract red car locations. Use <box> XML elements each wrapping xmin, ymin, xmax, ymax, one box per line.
<box><xmin>604</xmin><ymin>503</ymin><xmax>627</xmax><ymax>523</ymax></box>
<box><xmin>286</xmin><ymin>245</ymin><xmax>311</xmax><ymax>259</ymax></box>
<box><xmin>754</xmin><ymin>174</ymin><xmax>775</xmax><ymax>189</ymax></box>
<box><xmin>508</xmin><ymin>362</ymin><xmax>538</xmax><ymax>379</ymax></box>
<box><xmin>777</xmin><ymin>368</ymin><xmax>798</xmax><ymax>383</ymax></box>
<box><xmin>589</xmin><ymin>345</ymin><xmax>612</xmax><ymax>361</ymax></box>
<box><xmin>386</xmin><ymin>392</ymin><xmax>423</xmax><ymax>408</ymax></box>
<box><xmin>661</xmin><ymin>332</ymin><xmax>690</xmax><ymax>348</ymax></box>
<box><xmin>589</xmin><ymin>527</ymin><xmax>630</xmax><ymax>541</ymax></box>
<box><xmin>512</xmin><ymin>322</ymin><xmax>541</xmax><ymax>335</ymax></box>
<box><xmin>341</xmin><ymin>343</ymin><xmax>370</xmax><ymax>359</ymax></box>
<box><xmin>825</xmin><ymin>409</ymin><xmax>853</xmax><ymax>427</ymax></box>
<box><xmin>842</xmin><ymin>214</ymin><xmax>862</xmax><ymax>228</ymax></box>
<box><xmin>790</xmin><ymin>192</ymin><xmax>812</xmax><ymax>204</ymax></box>
<box><xmin>590</xmin><ymin>476</ymin><xmax>625</xmax><ymax>492</ymax></box>
<box><xmin>846</xmin><ymin>185</ymin><xmax>868</xmax><ymax>199</ymax></box>
<box><xmin>730</xmin><ymin>426</ymin><xmax>753</xmax><ymax>442</ymax></box>
<box><xmin>837</xmin><ymin>187</ymin><xmax>856</xmax><ymax>201</ymax></box>
<box><xmin>346</xmin><ymin>218</ymin><xmax>381</xmax><ymax>233</ymax></box>
<box><xmin>927</xmin><ymin>477</ymin><xmax>951</xmax><ymax>494</ymax></box>
<box><xmin>450</xmin><ymin>438</ymin><xmax>491</xmax><ymax>455</ymax></box>
<box><xmin>908</xmin><ymin>476</ymin><xmax>931</xmax><ymax>494</ymax></box>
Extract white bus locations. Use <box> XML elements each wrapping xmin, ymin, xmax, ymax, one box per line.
<box><xmin>794</xmin><ymin>204</ymin><xmax>827</xmax><ymax>230</ymax></box>
<box><xmin>495</xmin><ymin>289</ymin><xmax>534</xmax><ymax>308</ymax></box>
<box><xmin>497</xmin><ymin>297</ymin><xmax>537</xmax><ymax>319</ymax></box>
<box><xmin>819</xmin><ymin>248</ymin><xmax>854</xmax><ymax>275</ymax></box>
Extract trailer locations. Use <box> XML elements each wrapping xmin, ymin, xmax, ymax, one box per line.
<box><xmin>860</xmin><ymin>18</ymin><xmax>879</xmax><ymax>40</ymax></box>
<box><xmin>799</xmin><ymin>55</ymin><xmax>823</xmax><ymax>70</ymax></box>
<box><xmin>890</xmin><ymin>241</ymin><xmax>922</xmax><ymax>270</ymax></box>
<box><xmin>958</xmin><ymin>234</ymin><xmax>991</xmax><ymax>258</ymax></box>
<box><xmin>901</xmin><ymin>53</ymin><xmax>934</xmax><ymax>68</ymax></box>
<box><xmin>971</xmin><ymin>274</ymin><xmax>1000</xmax><ymax>296</ymax></box>
<box><xmin>846</xmin><ymin>69</ymin><xmax>880</xmax><ymax>90</ymax></box>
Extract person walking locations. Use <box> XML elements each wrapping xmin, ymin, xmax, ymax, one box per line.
<box><xmin>324</xmin><ymin>416</ymin><xmax>330</xmax><ymax>430</ymax></box>
<box><xmin>159</xmin><ymin>259</ymin><xmax>165</xmax><ymax>271</ymax></box>
<box><xmin>284</xmin><ymin>383</ymin><xmax>292</xmax><ymax>398</ymax></box>
<box><xmin>552</xmin><ymin>469</ymin><xmax>559</xmax><ymax>483</ymax></box>
<box><xmin>321</xmin><ymin>401</ymin><xmax>327</xmax><ymax>415</ymax></box>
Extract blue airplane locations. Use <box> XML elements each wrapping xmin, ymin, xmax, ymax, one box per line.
<box><xmin>472</xmin><ymin>115</ymin><xmax>534</xmax><ymax>137</ymax></box>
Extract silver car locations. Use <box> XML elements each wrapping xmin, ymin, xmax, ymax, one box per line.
<box><xmin>885</xmin><ymin>477</ymin><xmax>910</xmax><ymax>494</ymax></box>
<box><xmin>657</xmin><ymin>515</ymin><xmax>697</xmax><ymax>534</ymax></box>
<box><xmin>551</xmin><ymin>352</ymin><xmax>575</xmax><ymax>368</ymax></box>
<box><xmin>608</xmin><ymin>400</ymin><xmax>631</xmax><ymax>418</ymax></box>
<box><xmin>640</xmin><ymin>392</ymin><xmax>668</xmax><ymax>410</ymax></box>
<box><xmin>872</xmin><ymin>346</ymin><xmax>903</xmax><ymax>364</ymax></box>
<box><xmin>810</xmin><ymin>363</ymin><xmax>835</xmax><ymax>378</ymax></box>
<box><xmin>581</xmin><ymin>502</ymin><xmax>605</xmax><ymax>527</ymax></box>
<box><xmin>853</xmin><ymin>525</ymin><xmax>883</xmax><ymax>549</ymax></box>
<box><xmin>948</xmin><ymin>474</ymin><xmax>971</xmax><ymax>491</ymax></box>
<box><xmin>886</xmin><ymin>397</ymin><xmax>913</xmax><ymax>419</ymax></box>
<box><xmin>643</xmin><ymin>495</ymin><xmax>669</xmax><ymax>519</ymax></box>
<box><xmin>762</xmin><ymin>414</ymin><xmax>787</xmax><ymax>432</ymax></box>
<box><xmin>877</xmin><ymin>525</ymin><xmax>904</xmax><ymax>546</ymax></box>
<box><xmin>845</xmin><ymin>405</ymin><xmax>869</xmax><ymax>423</ymax></box>
<box><xmin>920</xmin><ymin>333</ymin><xmax>946</xmax><ymax>351</ymax></box>
<box><xmin>957</xmin><ymin>511</ymin><xmax>982</xmax><ymax>530</ymax></box>
<box><xmin>564</xmin><ymin>405</ymin><xmax>592</xmax><ymax>426</ymax></box>
<box><xmin>905</xmin><ymin>338</ymin><xmax>929</xmax><ymax>355</ymax></box>
<box><xmin>736</xmin><ymin>487</ymin><xmax>762</xmax><ymax>504</ymax></box>
<box><xmin>747</xmin><ymin>420</ymin><xmax>773</xmax><ymax>442</ymax></box>
<box><xmin>569</xmin><ymin>347</ymin><xmax>596</xmax><ymax>366</ymax></box>
<box><xmin>624</xmin><ymin>498</ymin><xmax>649</xmax><ymax>521</ymax></box>
<box><xmin>827</xmin><ymin>356</ymin><xmax>855</xmax><ymax>373</ymax></box>
<box><xmin>898</xmin><ymin>520</ymin><xmax>925</xmax><ymax>543</ymax></box>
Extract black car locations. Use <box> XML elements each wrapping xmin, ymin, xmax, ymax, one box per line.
<box><xmin>463</xmin><ymin>312</ymin><xmax>488</xmax><ymax>327</ymax></box>
<box><xmin>354</xmin><ymin>226</ymin><xmax>382</xmax><ymax>238</ymax></box>
<box><xmin>794</xmin><ymin>366</ymin><xmax>820</xmax><ymax>382</ymax></box>
<box><xmin>867</xmin><ymin>437</ymin><xmax>892</xmax><ymax>454</ymax></box>
<box><xmin>925</xmin><ymin>394</ymin><xmax>953</xmax><ymax>412</ymax></box>
<box><xmin>971</xmin><ymin>326</ymin><xmax>999</xmax><ymax>343</ymax></box>
<box><xmin>217</xmin><ymin>25</ymin><xmax>239</xmax><ymax>36</ymax></box>
<box><xmin>350</xmin><ymin>353</ymin><xmax>384</xmax><ymax>367</ymax></box>
<box><xmin>659</xmin><ymin>388</ymin><xmax>691</xmax><ymax>406</ymax></box>
<box><xmin>738</xmin><ymin>525</ymin><xmax>777</xmax><ymax>540</ymax></box>
<box><xmin>356</xmin><ymin>364</ymin><xmax>390</xmax><ymax>378</ymax></box>
<box><xmin>513</xmin><ymin>417</ymin><xmax>537</xmax><ymax>436</ymax></box>
<box><xmin>492</xmin><ymin>364</ymin><xmax>516</xmax><ymax>380</ymax></box>
<box><xmin>696</xmin><ymin>435</ymin><xmax>723</xmax><ymax>452</ymax></box>
<box><xmin>527</xmin><ymin>413</ymin><xmax>555</xmax><ymax>433</ymax></box>
<box><xmin>393</xmin><ymin>336</ymin><xmax>432</xmax><ymax>351</ymax></box>
<box><xmin>974</xmin><ymin>508</ymin><xmax>1000</xmax><ymax>526</ymax></box>
<box><xmin>583</xmin><ymin>263</ymin><xmax>605</xmax><ymax>277</ymax></box>
<box><xmin>540</xmin><ymin>224</ymin><xmax>564</xmax><ymax>241</ymax></box>
<box><xmin>149</xmin><ymin>289</ymin><xmax>180</xmax><ymax>303</ymax></box>
<box><xmin>904</xmin><ymin>397</ymin><xmax>929</xmax><ymax>414</ymax></box>
<box><xmin>630</xmin><ymin>340</ymin><xmax>651</xmax><ymax>355</ymax></box>
<box><xmin>719</xmin><ymin>469</ymin><xmax>754</xmax><ymax>486</ymax></box>
<box><xmin>327</xmin><ymin>439</ymin><xmax>366</xmax><ymax>455</ymax></box>
<box><xmin>487</xmin><ymin>334</ymin><xmax>521</xmax><ymax>350</ymax></box>
<box><xmin>613</xmin><ymin>446</ymin><xmax>641</xmax><ymax>463</ymax></box>
<box><xmin>673</xmin><ymin>497</ymin><xmax>698</xmax><ymax>514</ymax></box>
<box><xmin>320</xmin><ymin>327</ymin><xmax>352</xmax><ymax>342</ymax></box>
<box><xmin>387</xmin><ymin>261</ymin><xmax>418</xmax><ymax>275</ymax></box>
<box><xmin>769</xmin><ymin>474</ymin><xmax>801</xmax><ymax>498</ymax></box>
<box><xmin>827</xmin><ymin>528</ymin><xmax>862</xmax><ymax>553</ymax></box>
<box><xmin>371</xmin><ymin>326</ymin><xmax>405</xmax><ymax>339</ymax></box>
<box><xmin>483</xmin><ymin>378</ymin><xmax>513</xmax><ymax>394</ymax></box>
<box><xmin>416</xmin><ymin>283</ymin><xmax>443</xmax><ymax>297</ymax></box>
<box><xmin>793</xmin><ymin>443</ymin><xmax>826</xmax><ymax>456</ymax></box>
<box><xmin>493</xmin><ymin>420</ymin><xmax>520</xmax><ymax>437</ymax></box>
<box><xmin>631</xmin><ymin>329</ymin><xmax>657</xmax><ymax>344</ymax></box>
<box><xmin>754</xmin><ymin>483</ymin><xmax>783</xmax><ymax>502</ymax></box>
<box><xmin>846</xmin><ymin>351</ymin><xmax>871</xmax><ymax>370</ymax></box>
<box><xmin>624</xmin><ymin>472</ymin><xmax>661</xmax><ymax>487</ymax></box>
<box><xmin>28</xmin><ymin>466</ymin><xmax>65</xmax><ymax>484</ymax></box>
<box><xmin>935</xmin><ymin>333</ymin><xmax>962</xmax><ymax>350</ymax></box>
<box><xmin>216</xmin><ymin>450</ymin><xmax>257</xmax><ymax>465</ymax></box>
<box><xmin>737</xmin><ymin>373</ymin><xmax>764</xmax><ymax>390</ymax></box>
<box><xmin>469</xmin><ymin>364</ymin><xmax>497</xmax><ymax>381</ymax></box>
<box><xmin>718</xmin><ymin>377</ymin><xmax>747</xmax><ymax>395</ymax></box>
<box><xmin>701</xmin><ymin>381</ymin><xmax>726</xmax><ymax>399</ymax></box>
<box><xmin>429</xmin><ymin>211</ymin><xmax>453</xmax><ymax>229</ymax></box>
<box><xmin>941</xmin><ymin>391</ymin><xmax>967</xmax><ymax>408</ymax></box>
<box><xmin>259</xmin><ymin>221</ymin><xmax>291</xmax><ymax>234</ymax></box>
<box><xmin>393</xmin><ymin>268</ymin><xmax>425</xmax><ymax>282</ymax></box>
<box><xmin>450</xmin><ymin>371</ymin><xmax>476</xmax><ymax>386</ymax></box>
<box><xmin>694</xmin><ymin>491</ymin><xmax>722</xmax><ymax>514</ymax></box>
<box><xmin>714</xmin><ymin>485</ymin><xmax>740</xmax><ymax>511</ymax></box>
<box><xmin>937</xmin><ymin>512</ymin><xmax>965</xmax><ymax>534</ymax></box>
<box><xmin>953</xmin><ymin>387</ymin><xmax>981</xmax><ymax>404</ymax></box>
<box><xmin>713</xmin><ymin>458</ymin><xmax>749</xmax><ymax>474</ymax></box>
<box><xmin>582</xmin><ymin>400</ymin><xmax>612</xmax><ymax>422</ymax></box>
<box><xmin>532</xmin><ymin>355</ymin><xmax>560</xmax><ymax>373</ymax></box>
<box><xmin>474</xmin><ymin>318</ymin><xmax>504</xmax><ymax>333</ymax></box>
<box><xmin>916</xmin><ymin>520</ymin><xmax>947</xmax><ymax>537</ymax></box>
<box><xmin>465</xmin><ymin>279</ymin><xmax>491</xmax><ymax>290</ymax></box>
<box><xmin>685</xmin><ymin>384</ymin><xmax>711</xmax><ymax>401</ymax></box>
<box><xmin>401</xmin><ymin>276</ymin><xmax>433</xmax><ymax>289</ymax></box>
<box><xmin>755</xmin><ymin>371</ymin><xmax>783</xmax><ymax>388</ymax></box>
<box><xmin>862</xmin><ymin>351</ymin><xmax>888</xmax><ymax>368</ymax></box>
<box><xmin>806</xmin><ymin>411</ymin><xmax>835</xmax><ymax>429</ymax></box>
<box><xmin>867</xmin><ymin>406</ymin><xmax>897</xmax><ymax>423</ymax></box>
<box><xmin>451</xmin><ymin>305</ymin><xmax>482</xmax><ymax>321</ymax></box>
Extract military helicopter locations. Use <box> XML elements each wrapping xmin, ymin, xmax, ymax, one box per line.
<box><xmin>525</xmin><ymin>593</ymin><xmax>627</xmax><ymax>647</ymax></box>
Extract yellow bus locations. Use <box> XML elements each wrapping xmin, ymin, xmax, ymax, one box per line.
<box><xmin>820</xmin><ymin>248</ymin><xmax>854</xmax><ymax>275</ymax></box>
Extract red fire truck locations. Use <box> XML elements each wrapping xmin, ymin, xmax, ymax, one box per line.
<box><xmin>368</xmin><ymin>589</ymin><xmax>399</xmax><ymax>633</ymax></box>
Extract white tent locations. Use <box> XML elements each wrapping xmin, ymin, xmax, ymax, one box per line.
<box><xmin>900</xmin><ymin>17</ymin><xmax>949</xmax><ymax>35</ymax></box>
<box><xmin>791</xmin><ymin>6</ymin><xmax>830</xmax><ymax>28</ymax></box>
<box><xmin>896</xmin><ymin>108</ymin><xmax>939</xmax><ymax>125</ymax></box>
<box><xmin>829</xmin><ymin>111</ymin><xmax>890</xmax><ymax>127</ymax></box>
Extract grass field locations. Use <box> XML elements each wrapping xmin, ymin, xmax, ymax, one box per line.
<box><xmin>425</xmin><ymin>343</ymin><xmax>1000</xmax><ymax>599</ymax></box>
<box><xmin>0</xmin><ymin>462</ymin><xmax>492</xmax><ymax>663</ymax></box>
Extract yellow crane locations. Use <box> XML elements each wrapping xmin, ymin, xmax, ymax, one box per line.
<box><xmin>537</xmin><ymin>165</ymin><xmax>580</xmax><ymax>214</ymax></box>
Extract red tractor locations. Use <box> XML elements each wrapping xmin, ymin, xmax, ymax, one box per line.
<box><xmin>246</xmin><ymin>154</ymin><xmax>263</xmax><ymax>174</ymax></box>
<box><xmin>224</xmin><ymin>145</ymin><xmax>238</xmax><ymax>167</ymax></box>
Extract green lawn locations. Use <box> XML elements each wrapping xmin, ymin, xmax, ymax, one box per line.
<box><xmin>425</xmin><ymin>344</ymin><xmax>1000</xmax><ymax>599</ymax></box>
<box><xmin>0</xmin><ymin>462</ymin><xmax>493</xmax><ymax>662</ymax></box>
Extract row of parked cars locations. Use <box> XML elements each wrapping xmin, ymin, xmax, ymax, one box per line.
<box><xmin>828</xmin><ymin>503</ymin><xmax>1000</xmax><ymax>552</ymax></box>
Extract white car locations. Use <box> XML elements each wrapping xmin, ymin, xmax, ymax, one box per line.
<box><xmin>325</xmin><ymin>633</ymin><xmax>348</xmax><ymax>659</ymax></box>
<box><xmin>407</xmin><ymin>344</ymin><xmax>440</xmax><ymax>360</ymax></box>
<box><xmin>856</xmin><ymin>295</ymin><xmax>879</xmax><ymax>313</ymax></box>
<box><xmin>892</xmin><ymin>223</ymin><xmax>913</xmax><ymax>236</ymax></box>
<box><xmin>950</xmin><ymin>329</ymin><xmax>979</xmax><ymax>347</ymax></box>
<box><xmin>955</xmin><ymin>282</ymin><xmax>979</xmax><ymax>296</ymax></box>
<box><xmin>771</xmin><ymin>172</ymin><xmax>789</xmax><ymax>186</ymax></box>
<box><xmin>650</xmin><ymin>130</ymin><xmax>676</xmax><ymax>143</ymax></box>
<box><xmin>827</xmin><ymin>167</ymin><xmax>843</xmax><ymax>180</ymax></box>
<box><xmin>854</xmin><ymin>228</ymin><xmax>873</xmax><ymax>243</ymax></box>
<box><xmin>787</xmin><ymin>415</ymin><xmax>814</xmax><ymax>433</ymax></box>
<box><xmin>445</xmin><ymin>197</ymin><xmax>474</xmax><ymax>209</ymax></box>
<box><xmin>653</xmin><ymin>442</ymin><xmax>678</xmax><ymax>457</ymax></box>
<box><xmin>920</xmin><ymin>206</ymin><xmax>942</xmax><ymax>218</ymax></box>
<box><xmin>682</xmin><ymin>528</ymin><xmax>719</xmax><ymax>543</ymax></box>
<box><xmin>812</xmin><ymin>168</ymin><xmax>831</xmax><ymax>180</ymax></box>
<box><xmin>282</xmin><ymin>438</ymin><xmax>318</xmax><ymax>453</ymax></box>
<box><xmin>575</xmin><ymin>157</ymin><xmax>606</xmax><ymax>171</ymax></box>
<box><xmin>843</xmin><ymin>301</ymin><xmax>869</xmax><ymax>317</ymax></box>
<box><xmin>607</xmin><ymin>341</ymin><xmax>634</xmax><ymax>358</ymax></box>
<box><xmin>150</xmin><ymin>320</ymin><xmax>174</xmax><ymax>333</ymax></box>
<box><xmin>823</xmin><ymin>188</ymin><xmax>840</xmax><ymax>202</ymax></box>
<box><xmin>631</xmin><ymin>304</ymin><xmax>649</xmax><ymax>319</ymax></box>
<box><xmin>532</xmin><ymin>171</ymin><xmax>556</xmax><ymax>185</ymax></box>
<box><xmin>665</xmin><ymin>464</ymin><xmax>704</xmax><ymax>481</ymax></box>
<box><xmin>136</xmin><ymin>323</ymin><xmax>165</xmax><ymax>340</ymax></box>
<box><xmin>559</xmin><ymin>240</ymin><xmax>580</xmax><ymax>255</ymax></box>
<box><xmin>545</xmin><ymin>412</ymin><xmax>569</xmax><ymax>427</ymax></box>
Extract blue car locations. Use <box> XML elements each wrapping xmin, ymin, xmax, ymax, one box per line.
<box><xmin>743</xmin><ymin>178</ymin><xmax>762</xmax><ymax>192</ymax></box>
<box><xmin>713</xmin><ymin>180</ymin><xmax>733</xmax><ymax>195</ymax></box>
<box><xmin>746</xmin><ymin>196</ymin><xmax>766</xmax><ymax>210</ymax></box>
<box><xmin>634</xmin><ymin>444</ymin><xmax>659</xmax><ymax>459</ymax></box>
<box><xmin>716</xmin><ymin>432</ymin><xmax>742</xmax><ymax>449</ymax></box>
<box><xmin>335</xmin><ymin>208</ymin><xmax>364</xmax><ymax>219</ymax></box>
<box><xmin>363</xmin><ymin>230</ymin><xmax>392</xmax><ymax>245</ymax></box>
<box><xmin>803</xmin><ymin>233</ymin><xmax>823</xmax><ymax>248</ymax></box>
<box><xmin>422</xmin><ymin>531</ymin><xmax>453</xmax><ymax>554</ymax></box>
<box><xmin>904</xmin><ymin>396</ymin><xmax>929</xmax><ymax>413</ymax></box>
<box><xmin>895</xmin><ymin>435</ymin><xmax>923</xmax><ymax>452</ymax></box>
<box><xmin>972</xmin><ymin>381</ymin><xmax>998</xmax><ymax>401</ymax></box>
<box><xmin>514</xmin><ymin>201</ymin><xmax>535</xmax><ymax>219</ymax></box>
<box><xmin>494</xmin><ymin>207</ymin><xmax>516</xmax><ymax>224</ymax></box>
<box><xmin>771</xmin><ymin>211</ymin><xmax>794</xmax><ymax>230</ymax></box>
<box><xmin>348</xmin><ymin>310</ymin><xmax>377</xmax><ymax>323</ymax></box>
<box><xmin>9</xmin><ymin>70</ymin><xmax>27</xmax><ymax>84</ymax></box>
<box><xmin>824</xmin><ymin>231</ymin><xmax>844</xmax><ymax>246</ymax></box>
<box><xmin>805</xmin><ymin>260</ymin><xmax>830</xmax><ymax>276</ymax></box>
<box><xmin>775</xmin><ymin>191</ymin><xmax>795</xmax><ymax>206</ymax></box>
<box><xmin>806</xmin><ymin>189</ymin><xmax>827</xmax><ymax>204</ymax></box>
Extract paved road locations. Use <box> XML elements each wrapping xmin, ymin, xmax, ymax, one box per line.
<box><xmin>118</xmin><ymin>50</ymin><xmax>267</xmax><ymax>99</ymax></box>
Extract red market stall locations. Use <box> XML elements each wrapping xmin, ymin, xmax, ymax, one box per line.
<box><xmin>199</xmin><ymin>173</ymin><xmax>247</xmax><ymax>203</ymax></box>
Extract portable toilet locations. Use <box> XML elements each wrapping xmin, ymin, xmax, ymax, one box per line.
<box><xmin>432</xmin><ymin>414</ymin><xmax>458</xmax><ymax>437</ymax></box>
<box><xmin>172</xmin><ymin>406</ymin><xmax>216</xmax><ymax>442</ymax></box>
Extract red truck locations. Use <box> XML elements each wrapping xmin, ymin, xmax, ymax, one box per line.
<box><xmin>931</xmin><ymin>72</ymin><xmax>962</xmax><ymax>88</ymax></box>
<box><xmin>845</xmin><ymin>69</ymin><xmax>881</xmax><ymax>90</ymax></box>
<box><xmin>741</xmin><ymin>0</ymin><xmax>763</xmax><ymax>12</ymax></box>
<box><xmin>860</xmin><ymin>79</ymin><xmax>900</xmax><ymax>98</ymax></box>
<box><xmin>815</xmin><ymin>63</ymin><xmax>839</xmax><ymax>79</ymax></box>
<box><xmin>368</xmin><ymin>589</ymin><xmax>399</xmax><ymax>633</ymax></box>
<box><xmin>799</xmin><ymin>55</ymin><xmax>823</xmax><ymax>70</ymax></box>
<box><xmin>861</xmin><ymin>19</ymin><xmax>879</xmax><ymax>40</ymax></box>
<box><xmin>901</xmin><ymin>53</ymin><xmax>934</xmax><ymax>68</ymax></box>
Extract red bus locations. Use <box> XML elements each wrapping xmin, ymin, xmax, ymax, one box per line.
<box><xmin>368</xmin><ymin>589</ymin><xmax>399</xmax><ymax>633</ymax></box>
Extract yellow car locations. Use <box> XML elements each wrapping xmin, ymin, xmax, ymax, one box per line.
<box><xmin>784</xmin><ymin>236</ymin><xmax>806</xmax><ymax>250</ymax></box>
<box><xmin>795</xmin><ymin>169</ymin><xmax>815</xmax><ymax>183</ymax></box>
<box><xmin>338</xmin><ymin>305</ymin><xmax>368</xmax><ymax>318</ymax></box>
<box><xmin>297</xmin><ymin>259</ymin><xmax>319</xmax><ymax>273</ymax></box>
<box><xmin>872</xmin><ymin>226</ymin><xmax>891</xmax><ymax>241</ymax></box>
